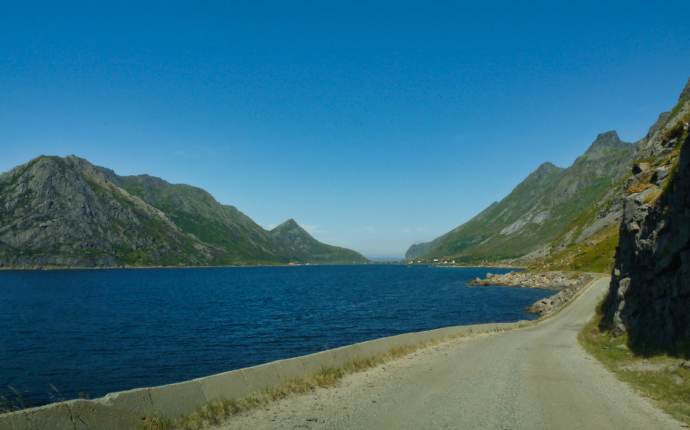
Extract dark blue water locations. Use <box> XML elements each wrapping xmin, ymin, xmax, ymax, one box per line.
<box><xmin>0</xmin><ymin>265</ymin><xmax>551</xmax><ymax>408</ymax></box>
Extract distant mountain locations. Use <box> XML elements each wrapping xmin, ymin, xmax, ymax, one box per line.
<box><xmin>405</xmin><ymin>131</ymin><xmax>636</xmax><ymax>268</ymax></box>
<box><xmin>0</xmin><ymin>156</ymin><xmax>367</xmax><ymax>268</ymax></box>
<box><xmin>269</xmin><ymin>219</ymin><xmax>366</xmax><ymax>263</ymax></box>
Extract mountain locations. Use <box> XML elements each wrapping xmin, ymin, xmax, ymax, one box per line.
<box><xmin>0</xmin><ymin>156</ymin><xmax>367</xmax><ymax>268</ymax></box>
<box><xmin>600</xmin><ymin>78</ymin><xmax>690</xmax><ymax>354</ymax></box>
<box><xmin>269</xmin><ymin>219</ymin><xmax>366</xmax><ymax>263</ymax></box>
<box><xmin>406</xmin><ymin>131</ymin><xmax>636</xmax><ymax>267</ymax></box>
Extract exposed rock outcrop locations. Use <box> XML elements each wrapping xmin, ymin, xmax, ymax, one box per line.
<box><xmin>601</xmin><ymin>79</ymin><xmax>690</xmax><ymax>354</ymax></box>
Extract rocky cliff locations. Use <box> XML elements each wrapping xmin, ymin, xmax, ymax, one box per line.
<box><xmin>601</xmin><ymin>79</ymin><xmax>690</xmax><ymax>354</ymax></box>
<box><xmin>0</xmin><ymin>156</ymin><xmax>368</xmax><ymax>267</ymax></box>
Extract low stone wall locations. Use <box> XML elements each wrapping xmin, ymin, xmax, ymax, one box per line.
<box><xmin>0</xmin><ymin>321</ymin><xmax>527</xmax><ymax>430</ymax></box>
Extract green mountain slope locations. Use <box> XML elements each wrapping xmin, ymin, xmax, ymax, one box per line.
<box><xmin>270</xmin><ymin>219</ymin><xmax>367</xmax><ymax>263</ymax></box>
<box><xmin>406</xmin><ymin>131</ymin><xmax>636</xmax><ymax>264</ymax></box>
<box><xmin>0</xmin><ymin>156</ymin><xmax>214</xmax><ymax>267</ymax></box>
<box><xmin>0</xmin><ymin>156</ymin><xmax>367</xmax><ymax>267</ymax></box>
<box><xmin>407</xmin><ymin>78</ymin><xmax>690</xmax><ymax>272</ymax></box>
<box><xmin>115</xmin><ymin>174</ymin><xmax>279</xmax><ymax>263</ymax></box>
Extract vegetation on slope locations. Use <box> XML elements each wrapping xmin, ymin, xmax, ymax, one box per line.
<box><xmin>408</xmin><ymin>80</ymin><xmax>690</xmax><ymax>272</ymax></box>
<box><xmin>528</xmin><ymin>224</ymin><xmax>619</xmax><ymax>273</ymax></box>
<box><xmin>269</xmin><ymin>219</ymin><xmax>368</xmax><ymax>263</ymax></box>
<box><xmin>0</xmin><ymin>156</ymin><xmax>367</xmax><ymax>267</ymax></box>
<box><xmin>407</xmin><ymin>132</ymin><xmax>635</xmax><ymax>265</ymax></box>
<box><xmin>117</xmin><ymin>175</ymin><xmax>280</xmax><ymax>264</ymax></box>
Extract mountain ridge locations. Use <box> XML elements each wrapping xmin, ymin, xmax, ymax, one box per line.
<box><xmin>0</xmin><ymin>155</ymin><xmax>368</xmax><ymax>268</ymax></box>
<box><xmin>405</xmin><ymin>128</ymin><xmax>637</xmax><ymax>265</ymax></box>
<box><xmin>406</xmin><ymin>79</ymin><xmax>690</xmax><ymax>273</ymax></box>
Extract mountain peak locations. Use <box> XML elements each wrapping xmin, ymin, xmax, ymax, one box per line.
<box><xmin>26</xmin><ymin>154</ymin><xmax>99</xmax><ymax>175</ymax></box>
<box><xmin>524</xmin><ymin>162</ymin><xmax>563</xmax><ymax>183</ymax></box>
<box><xmin>578</xmin><ymin>131</ymin><xmax>632</xmax><ymax>162</ymax></box>
<box><xmin>535</xmin><ymin>162</ymin><xmax>560</xmax><ymax>173</ymax></box>
<box><xmin>27</xmin><ymin>154</ymin><xmax>63</xmax><ymax>166</ymax></box>
<box><xmin>274</xmin><ymin>218</ymin><xmax>301</xmax><ymax>230</ymax></box>
<box><xmin>591</xmin><ymin>131</ymin><xmax>622</xmax><ymax>148</ymax></box>
<box><xmin>269</xmin><ymin>218</ymin><xmax>368</xmax><ymax>263</ymax></box>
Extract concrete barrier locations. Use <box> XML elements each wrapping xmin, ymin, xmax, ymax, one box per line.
<box><xmin>196</xmin><ymin>369</ymin><xmax>249</xmax><ymax>403</ymax></box>
<box><xmin>0</xmin><ymin>320</ymin><xmax>531</xmax><ymax>430</ymax></box>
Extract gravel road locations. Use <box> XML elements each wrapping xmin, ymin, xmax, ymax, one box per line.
<box><xmin>215</xmin><ymin>277</ymin><xmax>683</xmax><ymax>430</ymax></box>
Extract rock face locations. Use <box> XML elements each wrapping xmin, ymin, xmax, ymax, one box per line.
<box><xmin>601</xmin><ymin>82</ymin><xmax>690</xmax><ymax>354</ymax></box>
<box><xmin>405</xmin><ymin>131</ymin><xmax>636</xmax><ymax>265</ymax></box>
<box><xmin>0</xmin><ymin>156</ymin><xmax>368</xmax><ymax>267</ymax></box>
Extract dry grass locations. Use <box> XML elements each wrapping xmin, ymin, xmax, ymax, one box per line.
<box><xmin>627</xmin><ymin>182</ymin><xmax>654</xmax><ymax>194</ymax></box>
<box><xmin>643</xmin><ymin>187</ymin><xmax>663</xmax><ymax>204</ymax></box>
<box><xmin>141</xmin><ymin>343</ymin><xmax>428</xmax><ymax>430</ymax></box>
<box><xmin>579</xmin><ymin>313</ymin><xmax>690</xmax><ymax>425</ymax></box>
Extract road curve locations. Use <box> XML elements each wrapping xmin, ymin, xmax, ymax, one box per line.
<box><xmin>216</xmin><ymin>278</ymin><xmax>683</xmax><ymax>430</ymax></box>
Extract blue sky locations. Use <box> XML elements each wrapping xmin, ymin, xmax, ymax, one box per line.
<box><xmin>2</xmin><ymin>1</ymin><xmax>690</xmax><ymax>258</ymax></box>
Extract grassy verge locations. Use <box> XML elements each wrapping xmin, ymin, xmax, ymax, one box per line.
<box><xmin>141</xmin><ymin>343</ymin><xmax>432</xmax><ymax>430</ymax></box>
<box><xmin>579</xmin><ymin>312</ymin><xmax>690</xmax><ymax>425</ymax></box>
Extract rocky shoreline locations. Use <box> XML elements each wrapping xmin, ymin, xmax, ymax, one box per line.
<box><xmin>468</xmin><ymin>271</ymin><xmax>597</xmax><ymax>317</ymax></box>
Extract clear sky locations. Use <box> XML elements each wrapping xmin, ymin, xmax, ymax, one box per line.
<box><xmin>2</xmin><ymin>1</ymin><xmax>690</xmax><ymax>258</ymax></box>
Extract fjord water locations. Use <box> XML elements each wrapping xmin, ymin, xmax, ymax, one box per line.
<box><xmin>0</xmin><ymin>265</ymin><xmax>551</xmax><ymax>408</ymax></box>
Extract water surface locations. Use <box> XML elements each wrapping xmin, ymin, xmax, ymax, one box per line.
<box><xmin>0</xmin><ymin>265</ymin><xmax>551</xmax><ymax>407</ymax></box>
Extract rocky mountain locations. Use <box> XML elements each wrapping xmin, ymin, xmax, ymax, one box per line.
<box><xmin>0</xmin><ymin>156</ymin><xmax>368</xmax><ymax>268</ymax></box>
<box><xmin>600</xmin><ymin>78</ymin><xmax>690</xmax><ymax>354</ymax></box>
<box><xmin>406</xmin><ymin>131</ymin><xmax>636</xmax><ymax>268</ymax></box>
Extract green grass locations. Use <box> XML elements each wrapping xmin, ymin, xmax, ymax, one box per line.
<box><xmin>529</xmin><ymin>224</ymin><xmax>619</xmax><ymax>273</ymax></box>
<box><xmin>140</xmin><ymin>342</ymin><xmax>442</xmax><ymax>430</ymax></box>
<box><xmin>579</xmin><ymin>312</ymin><xmax>690</xmax><ymax>425</ymax></box>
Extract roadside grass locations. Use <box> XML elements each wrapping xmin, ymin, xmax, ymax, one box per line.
<box><xmin>579</xmin><ymin>312</ymin><xmax>690</xmax><ymax>425</ymax></box>
<box><xmin>141</xmin><ymin>343</ymin><xmax>424</xmax><ymax>430</ymax></box>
